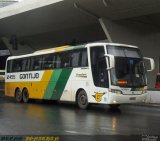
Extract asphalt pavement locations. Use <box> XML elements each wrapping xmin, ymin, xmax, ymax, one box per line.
<box><xmin>0</xmin><ymin>93</ymin><xmax>160</xmax><ymax>141</ymax></box>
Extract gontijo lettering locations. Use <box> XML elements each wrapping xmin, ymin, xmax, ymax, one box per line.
<box><xmin>19</xmin><ymin>73</ymin><xmax>39</xmax><ymax>79</ymax></box>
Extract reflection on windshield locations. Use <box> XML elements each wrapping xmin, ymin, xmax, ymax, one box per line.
<box><xmin>111</xmin><ymin>57</ymin><xmax>147</xmax><ymax>87</ymax></box>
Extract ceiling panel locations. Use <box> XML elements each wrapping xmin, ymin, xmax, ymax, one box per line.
<box><xmin>1</xmin><ymin>0</ymin><xmax>160</xmax><ymax>37</ymax></box>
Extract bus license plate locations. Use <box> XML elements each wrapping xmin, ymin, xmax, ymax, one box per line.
<box><xmin>130</xmin><ymin>97</ymin><xmax>136</xmax><ymax>100</ymax></box>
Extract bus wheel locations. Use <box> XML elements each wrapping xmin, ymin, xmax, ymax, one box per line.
<box><xmin>15</xmin><ymin>88</ymin><xmax>22</xmax><ymax>103</ymax></box>
<box><xmin>77</xmin><ymin>90</ymin><xmax>88</xmax><ymax>109</ymax></box>
<box><xmin>22</xmin><ymin>88</ymin><xmax>29</xmax><ymax>103</ymax></box>
<box><xmin>109</xmin><ymin>104</ymin><xmax>120</xmax><ymax>109</ymax></box>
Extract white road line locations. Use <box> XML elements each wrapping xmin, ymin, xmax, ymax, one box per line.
<box><xmin>65</xmin><ymin>130</ymin><xmax>79</xmax><ymax>134</ymax></box>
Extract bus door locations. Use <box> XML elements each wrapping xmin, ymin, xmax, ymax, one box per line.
<box><xmin>90</xmin><ymin>46</ymin><xmax>109</xmax><ymax>102</ymax></box>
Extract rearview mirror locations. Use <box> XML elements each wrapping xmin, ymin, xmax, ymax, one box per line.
<box><xmin>104</xmin><ymin>54</ymin><xmax>115</xmax><ymax>70</ymax></box>
<box><xmin>143</xmin><ymin>57</ymin><xmax>155</xmax><ymax>72</ymax></box>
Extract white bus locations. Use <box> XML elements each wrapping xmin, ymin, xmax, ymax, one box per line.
<box><xmin>5</xmin><ymin>43</ymin><xmax>154</xmax><ymax>109</ymax></box>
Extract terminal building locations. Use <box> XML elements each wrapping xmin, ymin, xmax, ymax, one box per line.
<box><xmin>0</xmin><ymin>0</ymin><xmax>160</xmax><ymax>87</ymax></box>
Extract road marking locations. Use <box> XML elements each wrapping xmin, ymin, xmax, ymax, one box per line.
<box><xmin>65</xmin><ymin>130</ymin><xmax>79</xmax><ymax>134</ymax></box>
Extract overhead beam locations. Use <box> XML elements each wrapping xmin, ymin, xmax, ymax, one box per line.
<box><xmin>74</xmin><ymin>3</ymin><xmax>99</xmax><ymax>19</ymax></box>
<box><xmin>74</xmin><ymin>3</ymin><xmax>113</xmax><ymax>42</ymax></box>
<box><xmin>99</xmin><ymin>18</ymin><xmax>113</xmax><ymax>42</ymax></box>
<box><xmin>0</xmin><ymin>0</ymin><xmax>63</xmax><ymax>19</ymax></box>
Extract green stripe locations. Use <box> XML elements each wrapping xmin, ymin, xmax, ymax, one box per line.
<box><xmin>44</xmin><ymin>69</ymin><xmax>62</xmax><ymax>99</ymax></box>
<box><xmin>44</xmin><ymin>68</ymin><xmax>73</xmax><ymax>100</ymax></box>
<box><xmin>64</xmin><ymin>45</ymin><xmax>85</xmax><ymax>51</ymax></box>
<box><xmin>51</xmin><ymin>68</ymin><xmax>73</xmax><ymax>100</ymax></box>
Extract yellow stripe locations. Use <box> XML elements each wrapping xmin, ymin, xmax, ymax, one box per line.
<box><xmin>34</xmin><ymin>45</ymin><xmax>70</xmax><ymax>53</ymax></box>
<box><xmin>54</xmin><ymin>46</ymin><xmax>70</xmax><ymax>52</ymax></box>
<box><xmin>5</xmin><ymin>70</ymin><xmax>53</xmax><ymax>99</ymax></box>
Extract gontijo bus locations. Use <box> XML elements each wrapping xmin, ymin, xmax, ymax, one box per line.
<box><xmin>5</xmin><ymin>43</ymin><xmax>155</xmax><ymax>109</ymax></box>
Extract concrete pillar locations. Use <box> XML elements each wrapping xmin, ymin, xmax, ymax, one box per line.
<box><xmin>99</xmin><ymin>18</ymin><xmax>113</xmax><ymax>43</ymax></box>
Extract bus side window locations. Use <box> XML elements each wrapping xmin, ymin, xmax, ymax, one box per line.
<box><xmin>31</xmin><ymin>56</ymin><xmax>43</xmax><ymax>71</ymax></box>
<box><xmin>43</xmin><ymin>54</ymin><xmax>55</xmax><ymax>70</ymax></box>
<box><xmin>22</xmin><ymin>58</ymin><xmax>30</xmax><ymax>71</ymax></box>
<box><xmin>70</xmin><ymin>51</ymin><xmax>81</xmax><ymax>67</ymax></box>
<box><xmin>55</xmin><ymin>54</ymin><xmax>61</xmax><ymax>69</ymax></box>
<box><xmin>81</xmin><ymin>49</ymin><xmax>88</xmax><ymax>67</ymax></box>
<box><xmin>61</xmin><ymin>52</ymin><xmax>71</xmax><ymax>68</ymax></box>
<box><xmin>7</xmin><ymin>60</ymin><xmax>12</xmax><ymax>73</ymax></box>
<box><xmin>12</xmin><ymin>59</ymin><xmax>22</xmax><ymax>72</ymax></box>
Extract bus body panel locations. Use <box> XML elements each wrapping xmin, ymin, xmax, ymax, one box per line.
<box><xmin>60</xmin><ymin>67</ymin><xmax>91</xmax><ymax>102</ymax></box>
<box><xmin>5</xmin><ymin>70</ymin><xmax>52</xmax><ymax>99</ymax></box>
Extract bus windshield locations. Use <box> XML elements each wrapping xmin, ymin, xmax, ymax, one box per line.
<box><xmin>107</xmin><ymin>46</ymin><xmax>147</xmax><ymax>87</ymax></box>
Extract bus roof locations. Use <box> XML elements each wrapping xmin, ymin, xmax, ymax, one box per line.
<box><xmin>87</xmin><ymin>42</ymin><xmax>138</xmax><ymax>48</ymax></box>
<box><xmin>7</xmin><ymin>42</ymin><xmax>138</xmax><ymax>60</ymax></box>
<box><xmin>7</xmin><ymin>44</ymin><xmax>86</xmax><ymax>60</ymax></box>
<box><xmin>34</xmin><ymin>44</ymin><xmax>88</xmax><ymax>53</ymax></box>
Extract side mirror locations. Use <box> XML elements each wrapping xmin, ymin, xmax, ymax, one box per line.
<box><xmin>104</xmin><ymin>54</ymin><xmax>115</xmax><ymax>70</ymax></box>
<box><xmin>143</xmin><ymin>57</ymin><xmax>155</xmax><ymax>72</ymax></box>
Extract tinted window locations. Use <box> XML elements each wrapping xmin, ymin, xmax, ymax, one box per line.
<box><xmin>61</xmin><ymin>52</ymin><xmax>71</xmax><ymax>68</ymax></box>
<box><xmin>12</xmin><ymin>59</ymin><xmax>22</xmax><ymax>72</ymax></box>
<box><xmin>81</xmin><ymin>49</ymin><xmax>88</xmax><ymax>66</ymax></box>
<box><xmin>70</xmin><ymin>51</ymin><xmax>80</xmax><ymax>67</ymax></box>
<box><xmin>22</xmin><ymin>58</ymin><xmax>30</xmax><ymax>71</ymax></box>
<box><xmin>55</xmin><ymin>54</ymin><xmax>61</xmax><ymax>69</ymax></box>
<box><xmin>7</xmin><ymin>60</ymin><xmax>12</xmax><ymax>73</ymax></box>
<box><xmin>70</xmin><ymin>49</ymin><xmax>88</xmax><ymax>68</ymax></box>
<box><xmin>31</xmin><ymin>56</ymin><xmax>43</xmax><ymax>71</ymax></box>
<box><xmin>43</xmin><ymin>54</ymin><xmax>55</xmax><ymax>70</ymax></box>
<box><xmin>8</xmin><ymin>48</ymin><xmax>88</xmax><ymax>72</ymax></box>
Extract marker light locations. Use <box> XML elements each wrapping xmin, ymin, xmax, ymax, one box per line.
<box><xmin>116</xmin><ymin>80</ymin><xmax>128</xmax><ymax>85</ymax></box>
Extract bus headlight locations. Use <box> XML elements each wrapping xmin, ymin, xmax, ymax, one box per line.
<box><xmin>109</xmin><ymin>89</ymin><xmax>123</xmax><ymax>94</ymax></box>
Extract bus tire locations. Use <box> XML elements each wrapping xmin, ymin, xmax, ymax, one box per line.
<box><xmin>77</xmin><ymin>90</ymin><xmax>89</xmax><ymax>109</ymax></box>
<box><xmin>15</xmin><ymin>88</ymin><xmax>22</xmax><ymax>103</ymax></box>
<box><xmin>22</xmin><ymin>88</ymin><xmax>29</xmax><ymax>103</ymax></box>
<box><xmin>109</xmin><ymin>104</ymin><xmax>120</xmax><ymax>109</ymax></box>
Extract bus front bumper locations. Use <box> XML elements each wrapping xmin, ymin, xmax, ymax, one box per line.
<box><xmin>108</xmin><ymin>93</ymin><xmax>147</xmax><ymax>104</ymax></box>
